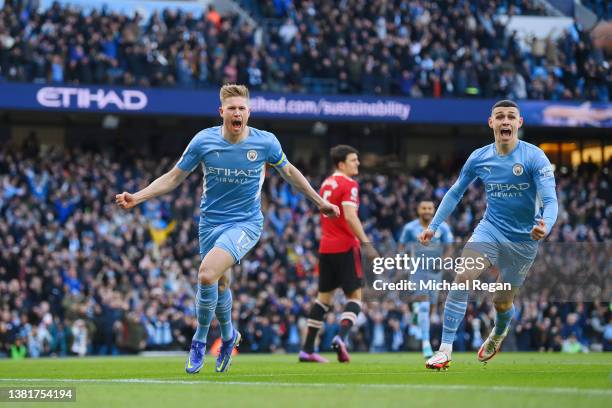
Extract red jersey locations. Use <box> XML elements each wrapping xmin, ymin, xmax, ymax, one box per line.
<box><xmin>319</xmin><ymin>172</ymin><xmax>360</xmax><ymax>253</ymax></box>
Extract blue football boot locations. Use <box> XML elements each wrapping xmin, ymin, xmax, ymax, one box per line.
<box><xmin>185</xmin><ymin>340</ymin><xmax>206</xmax><ymax>374</ymax></box>
<box><xmin>215</xmin><ymin>330</ymin><xmax>241</xmax><ymax>373</ymax></box>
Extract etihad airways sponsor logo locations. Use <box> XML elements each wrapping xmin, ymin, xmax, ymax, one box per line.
<box><xmin>206</xmin><ymin>167</ymin><xmax>261</xmax><ymax>177</ymax></box>
<box><xmin>36</xmin><ymin>87</ymin><xmax>148</xmax><ymax>110</ymax></box>
<box><xmin>205</xmin><ymin>166</ymin><xmax>262</xmax><ymax>184</ymax></box>
<box><xmin>485</xmin><ymin>183</ymin><xmax>530</xmax><ymax>192</ymax></box>
<box><xmin>486</xmin><ymin>182</ymin><xmax>530</xmax><ymax>198</ymax></box>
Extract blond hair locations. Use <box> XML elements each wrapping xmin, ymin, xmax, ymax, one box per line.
<box><xmin>219</xmin><ymin>84</ymin><xmax>249</xmax><ymax>104</ymax></box>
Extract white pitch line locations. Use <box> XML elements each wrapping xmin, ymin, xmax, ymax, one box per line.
<box><xmin>165</xmin><ymin>370</ymin><xmax>564</xmax><ymax>378</ymax></box>
<box><xmin>0</xmin><ymin>378</ymin><xmax>610</xmax><ymax>396</ymax></box>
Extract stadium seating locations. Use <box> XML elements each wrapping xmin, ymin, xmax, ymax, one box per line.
<box><xmin>0</xmin><ymin>0</ymin><xmax>609</xmax><ymax>101</ymax></box>
<box><xmin>0</xmin><ymin>142</ymin><xmax>609</xmax><ymax>357</ymax></box>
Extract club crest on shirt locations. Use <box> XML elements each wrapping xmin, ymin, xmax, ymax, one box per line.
<box><xmin>247</xmin><ymin>150</ymin><xmax>258</xmax><ymax>161</ymax></box>
<box><xmin>512</xmin><ymin>163</ymin><xmax>524</xmax><ymax>176</ymax></box>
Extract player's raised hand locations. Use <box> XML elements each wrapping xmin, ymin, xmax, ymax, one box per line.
<box><xmin>319</xmin><ymin>200</ymin><xmax>340</xmax><ymax>218</ymax></box>
<box><xmin>418</xmin><ymin>228</ymin><xmax>435</xmax><ymax>245</ymax></box>
<box><xmin>115</xmin><ymin>192</ymin><xmax>137</xmax><ymax>209</ymax></box>
<box><xmin>530</xmin><ymin>219</ymin><xmax>547</xmax><ymax>240</ymax></box>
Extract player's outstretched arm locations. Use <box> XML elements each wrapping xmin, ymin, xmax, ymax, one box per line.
<box><xmin>115</xmin><ymin>166</ymin><xmax>189</xmax><ymax>210</ymax></box>
<box><xmin>530</xmin><ymin>186</ymin><xmax>558</xmax><ymax>240</ymax></box>
<box><xmin>419</xmin><ymin>159</ymin><xmax>476</xmax><ymax>245</ymax></box>
<box><xmin>276</xmin><ymin>163</ymin><xmax>340</xmax><ymax>217</ymax></box>
<box><xmin>529</xmin><ymin>150</ymin><xmax>558</xmax><ymax>240</ymax></box>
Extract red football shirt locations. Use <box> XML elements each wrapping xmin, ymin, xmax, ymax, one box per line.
<box><xmin>319</xmin><ymin>172</ymin><xmax>360</xmax><ymax>253</ymax></box>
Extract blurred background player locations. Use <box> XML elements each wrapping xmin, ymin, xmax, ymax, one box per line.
<box><xmin>398</xmin><ymin>200</ymin><xmax>453</xmax><ymax>358</ymax></box>
<box><xmin>299</xmin><ymin>145</ymin><xmax>378</xmax><ymax>363</ymax></box>
<box><xmin>116</xmin><ymin>84</ymin><xmax>339</xmax><ymax>374</ymax></box>
<box><xmin>420</xmin><ymin>100</ymin><xmax>558</xmax><ymax>370</ymax></box>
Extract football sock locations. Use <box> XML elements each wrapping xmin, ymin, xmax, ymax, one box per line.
<box><xmin>471</xmin><ymin>317</ymin><xmax>483</xmax><ymax>347</ymax></box>
<box><xmin>415</xmin><ymin>301</ymin><xmax>431</xmax><ymax>343</ymax></box>
<box><xmin>440</xmin><ymin>342</ymin><xmax>453</xmax><ymax>354</ymax></box>
<box><xmin>494</xmin><ymin>304</ymin><xmax>515</xmax><ymax>336</ymax></box>
<box><xmin>339</xmin><ymin>300</ymin><xmax>361</xmax><ymax>341</ymax></box>
<box><xmin>193</xmin><ymin>283</ymin><xmax>218</xmax><ymax>343</ymax></box>
<box><xmin>440</xmin><ymin>288</ymin><xmax>468</xmax><ymax>347</ymax></box>
<box><xmin>215</xmin><ymin>287</ymin><xmax>234</xmax><ymax>342</ymax></box>
<box><xmin>302</xmin><ymin>300</ymin><xmax>330</xmax><ymax>353</ymax></box>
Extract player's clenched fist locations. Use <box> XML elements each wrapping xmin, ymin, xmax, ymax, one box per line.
<box><xmin>530</xmin><ymin>219</ymin><xmax>547</xmax><ymax>241</ymax></box>
<box><xmin>319</xmin><ymin>200</ymin><xmax>340</xmax><ymax>218</ymax></box>
<box><xmin>418</xmin><ymin>228</ymin><xmax>435</xmax><ymax>245</ymax></box>
<box><xmin>115</xmin><ymin>192</ymin><xmax>137</xmax><ymax>209</ymax></box>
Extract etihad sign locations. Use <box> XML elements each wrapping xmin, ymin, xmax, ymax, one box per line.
<box><xmin>485</xmin><ymin>183</ymin><xmax>530</xmax><ymax>192</ymax></box>
<box><xmin>36</xmin><ymin>87</ymin><xmax>148</xmax><ymax>110</ymax></box>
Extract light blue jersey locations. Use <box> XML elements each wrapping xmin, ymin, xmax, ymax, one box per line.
<box><xmin>399</xmin><ymin>220</ymin><xmax>453</xmax><ymax>263</ymax></box>
<box><xmin>176</xmin><ymin>126</ymin><xmax>287</xmax><ymax>227</ymax></box>
<box><xmin>429</xmin><ymin>140</ymin><xmax>558</xmax><ymax>287</ymax></box>
<box><xmin>429</xmin><ymin>140</ymin><xmax>558</xmax><ymax>241</ymax></box>
<box><xmin>400</xmin><ymin>220</ymin><xmax>453</xmax><ymax>301</ymax></box>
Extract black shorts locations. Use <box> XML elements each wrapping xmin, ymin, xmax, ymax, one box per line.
<box><xmin>318</xmin><ymin>246</ymin><xmax>364</xmax><ymax>294</ymax></box>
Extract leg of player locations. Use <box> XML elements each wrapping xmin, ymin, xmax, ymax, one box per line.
<box><xmin>186</xmin><ymin>247</ymin><xmax>235</xmax><ymax>374</ymax></box>
<box><xmin>413</xmin><ymin>294</ymin><xmax>433</xmax><ymax>358</ymax></box>
<box><xmin>477</xmin><ymin>286</ymin><xmax>518</xmax><ymax>363</ymax></box>
<box><xmin>299</xmin><ymin>291</ymin><xmax>333</xmax><ymax>363</ymax></box>
<box><xmin>426</xmin><ymin>248</ymin><xmax>491</xmax><ymax>370</ymax></box>
<box><xmin>215</xmin><ymin>269</ymin><xmax>241</xmax><ymax>372</ymax></box>
<box><xmin>216</xmin><ymin>272</ymin><xmax>233</xmax><ymax>340</ymax></box>
<box><xmin>333</xmin><ymin>289</ymin><xmax>361</xmax><ymax>363</ymax></box>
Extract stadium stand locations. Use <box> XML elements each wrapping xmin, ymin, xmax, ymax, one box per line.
<box><xmin>0</xmin><ymin>141</ymin><xmax>609</xmax><ymax>357</ymax></box>
<box><xmin>577</xmin><ymin>0</ymin><xmax>610</xmax><ymax>20</ymax></box>
<box><xmin>0</xmin><ymin>0</ymin><xmax>609</xmax><ymax>100</ymax></box>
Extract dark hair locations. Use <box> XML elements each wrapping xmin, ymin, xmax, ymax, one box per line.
<box><xmin>418</xmin><ymin>199</ymin><xmax>435</xmax><ymax>205</ymax></box>
<box><xmin>330</xmin><ymin>145</ymin><xmax>359</xmax><ymax>168</ymax></box>
<box><xmin>492</xmin><ymin>99</ymin><xmax>520</xmax><ymax>111</ymax></box>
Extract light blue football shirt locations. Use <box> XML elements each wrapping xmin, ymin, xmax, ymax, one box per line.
<box><xmin>176</xmin><ymin>126</ymin><xmax>287</xmax><ymax>226</ymax></box>
<box><xmin>399</xmin><ymin>220</ymin><xmax>453</xmax><ymax>272</ymax></box>
<box><xmin>400</xmin><ymin>220</ymin><xmax>453</xmax><ymax>247</ymax></box>
<box><xmin>429</xmin><ymin>140</ymin><xmax>558</xmax><ymax>241</ymax></box>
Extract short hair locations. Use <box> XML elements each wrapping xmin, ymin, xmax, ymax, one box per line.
<box><xmin>330</xmin><ymin>145</ymin><xmax>359</xmax><ymax>168</ymax></box>
<box><xmin>220</xmin><ymin>84</ymin><xmax>249</xmax><ymax>104</ymax></box>
<box><xmin>492</xmin><ymin>99</ymin><xmax>520</xmax><ymax>112</ymax></box>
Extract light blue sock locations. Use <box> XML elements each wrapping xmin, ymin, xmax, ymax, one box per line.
<box><xmin>215</xmin><ymin>288</ymin><xmax>234</xmax><ymax>342</ymax></box>
<box><xmin>441</xmin><ymin>289</ymin><xmax>468</xmax><ymax>345</ymax></box>
<box><xmin>193</xmin><ymin>283</ymin><xmax>218</xmax><ymax>343</ymax></box>
<box><xmin>494</xmin><ymin>304</ymin><xmax>515</xmax><ymax>336</ymax></box>
<box><xmin>417</xmin><ymin>301</ymin><xmax>431</xmax><ymax>342</ymax></box>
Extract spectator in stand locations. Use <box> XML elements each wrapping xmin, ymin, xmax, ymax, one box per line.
<box><xmin>0</xmin><ymin>141</ymin><xmax>609</xmax><ymax>357</ymax></box>
<box><xmin>0</xmin><ymin>1</ymin><xmax>609</xmax><ymax>101</ymax></box>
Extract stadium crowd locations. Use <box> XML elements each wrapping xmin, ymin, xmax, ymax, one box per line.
<box><xmin>0</xmin><ymin>0</ymin><xmax>610</xmax><ymax>101</ymax></box>
<box><xmin>0</xmin><ymin>139</ymin><xmax>610</xmax><ymax>359</ymax></box>
<box><xmin>580</xmin><ymin>0</ymin><xmax>612</xmax><ymax>20</ymax></box>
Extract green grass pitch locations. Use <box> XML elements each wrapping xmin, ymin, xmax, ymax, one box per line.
<box><xmin>1</xmin><ymin>353</ymin><xmax>610</xmax><ymax>407</ymax></box>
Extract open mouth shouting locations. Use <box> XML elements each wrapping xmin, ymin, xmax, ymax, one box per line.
<box><xmin>231</xmin><ymin>118</ymin><xmax>243</xmax><ymax>132</ymax></box>
<box><xmin>500</xmin><ymin>127</ymin><xmax>512</xmax><ymax>139</ymax></box>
